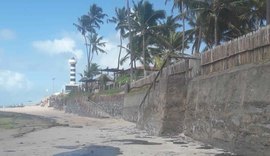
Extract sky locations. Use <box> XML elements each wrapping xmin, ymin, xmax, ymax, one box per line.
<box><xmin>0</xmin><ymin>0</ymin><xmax>175</xmax><ymax>106</ymax></box>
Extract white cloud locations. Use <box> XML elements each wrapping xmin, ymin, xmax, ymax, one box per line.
<box><xmin>0</xmin><ymin>70</ymin><xmax>32</xmax><ymax>91</ymax></box>
<box><xmin>97</xmin><ymin>35</ymin><xmax>130</xmax><ymax>69</ymax></box>
<box><xmin>32</xmin><ymin>37</ymin><xmax>83</xmax><ymax>59</ymax></box>
<box><xmin>0</xmin><ymin>29</ymin><xmax>16</xmax><ymax>40</ymax></box>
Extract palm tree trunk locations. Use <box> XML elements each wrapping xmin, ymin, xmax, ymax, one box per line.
<box><xmin>117</xmin><ymin>36</ymin><xmax>122</xmax><ymax>70</ymax></box>
<box><xmin>195</xmin><ymin>26</ymin><xmax>202</xmax><ymax>54</ymax></box>
<box><xmin>214</xmin><ymin>0</ymin><xmax>218</xmax><ymax>47</ymax></box>
<box><xmin>267</xmin><ymin>0</ymin><xmax>270</xmax><ymax>25</ymax></box>
<box><xmin>83</xmin><ymin>35</ymin><xmax>90</xmax><ymax>69</ymax></box>
<box><xmin>126</xmin><ymin>0</ymin><xmax>134</xmax><ymax>81</ymax></box>
<box><xmin>214</xmin><ymin>14</ymin><xmax>218</xmax><ymax>46</ymax></box>
<box><xmin>143</xmin><ymin>33</ymin><xmax>147</xmax><ymax>77</ymax></box>
<box><xmin>182</xmin><ymin>0</ymin><xmax>185</xmax><ymax>53</ymax></box>
<box><xmin>88</xmin><ymin>33</ymin><xmax>93</xmax><ymax>70</ymax></box>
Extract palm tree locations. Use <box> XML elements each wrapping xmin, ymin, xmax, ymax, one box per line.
<box><xmin>88</xmin><ymin>33</ymin><xmax>106</xmax><ymax>63</ymax></box>
<box><xmin>108</xmin><ymin>7</ymin><xmax>128</xmax><ymax>70</ymax></box>
<box><xmin>186</xmin><ymin>0</ymin><xmax>247</xmax><ymax>48</ymax></box>
<box><xmin>88</xmin><ymin>4</ymin><xmax>107</xmax><ymax>30</ymax></box>
<box><xmin>166</xmin><ymin>0</ymin><xmax>191</xmax><ymax>53</ymax></box>
<box><xmin>73</xmin><ymin>15</ymin><xmax>92</xmax><ymax>69</ymax></box>
<box><xmin>82</xmin><ymin>63</ymin><xmax>100</xmax><ymax>92</ymax></box>
<box><xmin>150</xmin><ymin>15</ymin><xmax>183</xmax><ymax>57</ymax></box>
<box><xmin>158</xmin><ymin>15</ymin><xmax>181</xmax><ymax>34</ymax></box>
<box><xmin>74</xmin><ymin>3</ymin><xmax>106</xmax><ymax>75</ymax></box>
<box><xmin>239</xmin><ymin>0</ymin><xmax>267</xmax><ymax>30</ymax></box>
<box><xmin>187</xmin><ymin>14</ymin><xmax>203</xmax><ymax>54</ymax></box>
<box><xmin>84</xmin><ymin>63</ymin><xmax>100</xmax><ymax>79</ymax></box>
<box><xmin>87</xmin><ymin>4</ymin><xmax>107</xmax><ymax>66</ymax></box>
<box><xmin>131</xmin><ymin>0</ymin><xmax>165</xmax><ymax>77</ymax></box>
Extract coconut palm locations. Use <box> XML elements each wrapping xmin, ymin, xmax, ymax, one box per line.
<box><xmin>84</xmin><ymin>63</ymin><xmax>100</xmax><ymax>79</ymax></box>
<box><xmin>73</xmin><ymin>15</ymin><xmax>92</xmax><ymax>69</ymax></box>
<box><xmin>74</xmin><ymin>3</ymin><xmax>106</xmax><ymax>76</ymax></box>
<box><xmin>166</xmin><ymin>0</ymin><xmax>191</xmax><ymax>53</ymax></box>
<box><xmin>87</xmin><ymin>4</ymin><xmax>107</xmax><ymax>30</ymax></box>
<box><xmin>186</xmin><ymin>0</ymin><xmax>246</xmax><ymax>48</ymax></box>
<box><xmin>239</xmin><ymin>0</ymin><xmax>267</xmax><ymax>30</ymax></box>
<box><xmin>157</xmin><ymin>15</ymin><xmax>181</xmax><ymax>34</ymax></box>
<box><xmin>131</xmin><ymin>0</ymin><xmax>165</xmax><ymax>77</ymax></box>
<box><xmin>87</xmin><ymin>4</ymin><xmax>107</xmax><ymax>66</ymax></box>
<box><xmin>88</xmin><ymin>33</ymin><xmax>106</xmax><ymax>64</ymax></box>
<box><xmin>108</xmin><ymin>7</ymin><xmax>128</xmax><ymax>69</ymax></box>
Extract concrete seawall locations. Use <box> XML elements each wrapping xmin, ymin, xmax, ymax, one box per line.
<box><xmin>50</xmin><ymin>62</ymin><xmax>270</xmax><ymax>155</ymax></box>
<box><xmin>50</xmin><ymin>26</ymin><xmax>270</xmax><ymax>155</ymax></box>
<box><xmin>185</xmin><ymin>62</ymin><xmax>270</xmax><ymax>155</ymax></box>
<box><xmin>50</xmin><ymin>93</ymin><xmax>124</xmax><ymax>118</ymax></box>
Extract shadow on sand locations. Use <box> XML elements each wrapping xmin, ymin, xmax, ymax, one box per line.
<box><xmin>53</xmin><ymin>145</ymin><xmax>122</xmax><ymax>156</ymax></box>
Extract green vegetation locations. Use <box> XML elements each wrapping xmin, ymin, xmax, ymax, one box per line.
<box><xmin>97</xmin><ymin>88</ymin><xmax>123</xmax><ymax>96</ymax></box>
<box><xmin>0</xmin><ymin>117</ymin><xmax>14</xmax><ymax>129</ymax></box>
<box><xmin>74</xmin><ymin>0</ymin><xmax>269</xmax><ymax>92</ymax></box>
<box><xmin>0</xmin><ymin>112</ymin><xmax>58</xmax><ymax>130</ymax></box>
<box><xmin>116</xmin><ymin>74</ymin><xmax>130</xmax><ymax>85</ymax></box>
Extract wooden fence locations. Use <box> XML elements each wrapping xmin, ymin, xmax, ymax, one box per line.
<box><xmin>201</xmin><ymin>25</ymin><xmax>270</xmax><ymax>75</ymax></box>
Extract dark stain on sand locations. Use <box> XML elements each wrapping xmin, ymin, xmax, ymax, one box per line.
<box><xmin>53</xmin><ymin>145</ymin><xmax>122</xmax><ymax>156</ymax></box>
<box><xmin>54</xmin><ymin>145</ymin><xmax>80</xmax><ymax>150</ymax></box>
<box><xmin>215</xmin><ymin>153</ymin><xmax>243</xmax><ymax>156</ymax></box>
<box><xmin>110</xmin><ymin>139</ymin><xmax>162</xmax><ymax>145</ymax></box>
<box><xmin>197</xmin><ymin>145</ymin><xmax>214</xmax><ymax>149</ymax></box>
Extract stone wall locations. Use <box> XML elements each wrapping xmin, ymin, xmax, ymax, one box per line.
<box><xmin>50</xmin><ymin>93</ymin><xmax>124</xmax><ymax>118</ymax></box>
<box><xmin>91</xmin><ymin>93</ymin><xmax>124</xmax><ymax>118</ymax></box>
<box><xmin>185</xmin><ymin>62</ymin><xmax>270</xmax><ymax>156</ymax></box>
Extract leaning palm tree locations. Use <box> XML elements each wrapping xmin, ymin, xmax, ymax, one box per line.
<box><xmin>108</xmin><ymin>7</ymin><xmax>128</xmax><ymax>70</ymax></box>
<box><xmin>131</xmin><ymin>0</ymin><xmax>165</xmax><ymax>77</ymax></box>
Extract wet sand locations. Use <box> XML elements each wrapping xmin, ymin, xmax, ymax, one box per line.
<box><xmin>0</xmin><ymin>106</ymin><xmax>236</xmax><ymax>156</ymax></box>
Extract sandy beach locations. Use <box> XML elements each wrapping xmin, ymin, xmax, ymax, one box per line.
<box><xmin>0</xmin><ymin>106</ymin><xmax>234</xmax><ymax>156</ymax></box>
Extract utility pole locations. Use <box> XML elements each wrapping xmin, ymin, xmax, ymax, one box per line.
<box><xmin>267</xmin><ymin>0</ymin><xmax>270</xmax><ymax>25</ymax></box>
<box><xmin>126</xmin><ymin>0</ymin><xmax>134</xmax><ymax>81</ymax></box>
